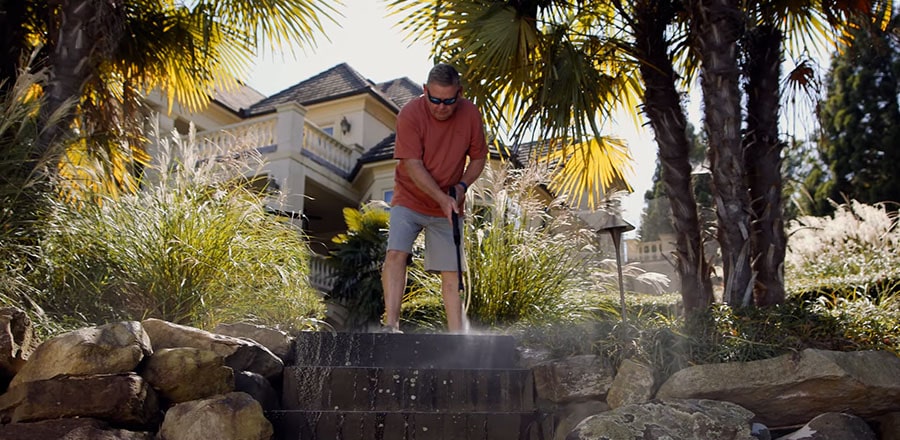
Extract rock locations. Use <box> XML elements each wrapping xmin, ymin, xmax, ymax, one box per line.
<box><xmin>0</xmin><ymin>417</ymin><xmax>154</xmax><ymax>440</ymax></box>
<box><xmin>9</xmin><ymin>321</ymin><xmax>151</xmax><ymax>388</ymax></box>
<box><xmin>656</xmin><ymin>349</ymin><xmax>900</xmax><ymax>427</ymax></box>
<box><xmin>532</xmin><ymin>355</ymin><xmax>614</xmax><ymax>403</ymax></box>
<box><xmin>566</xmin><ymin>398</ymin><xmax>756</xmax><ymax>440</ymax></box>
<box><xmin>774</xmin><ymin>412</ymin><xmax>877</xmax><ymax>439</ymax></box>
<box><xmin>143</xmin><ymin>318</ymin><xmax>283</xmax><ymax>380</ymax></box>
<box><xmin>751</xmin><ymin>422</ymin><xmax>772</xmax><ymax>440</ymax></box>
<box><xmin>876</xmin><ymin>412</ymin><xmax>900</xmax><ymax>440</ymax></box>
<box><xmin>0</xmin><ymin>307</ymin><xmax>35</xmax><ymax>381</ymax></box>
<box><xmin>214</xmin><ymin>322</ymin><xmax>293</xmax><ymax>363</ymax></box>
<box><xmin>517</xmin><ymin>346</ymin><xmax>553</xmax><ymax>369</ymax></box>
<box><xmin>0</xmin><ymin>372</ymin><xmax>159</xmax><ymax>427</ymax></box>
<box><xmin>234</xmin><ymin>370</ymin><xmax>280</xmax><ymax>412</ymax></box>
<box><xmin>606</xmin><ymin>358</ymin><xmax>655</xmax><ymax>409</ymax></box>
<box><xmin>552</xmin><ymin>400</ymin><xmax>609</xmax><ymax>440</ymax></box>
<box><xmin>158</xmin><ymin>392</ymin><xmax>273</xmax><ymax>440</ymax></box>
<box><xmin>141</xmin><ymin>347</ymin><xmax>234</xmax><ymax>404</ymax></box>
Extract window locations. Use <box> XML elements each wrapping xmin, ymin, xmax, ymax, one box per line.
<box><xmin>384</xmin><ymin>190</ymin><xmax>393</xmax><ymax>204</ymax></box>
<box><xmin>322</xmin><ymin>126</ymin><xmax>334</xmax><ymax>136</ymax></box>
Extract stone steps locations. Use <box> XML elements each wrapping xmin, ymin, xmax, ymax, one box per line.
<box><xmin>271</xmin><ymin>331</ymin><xmax>545</xmax><ymax>440</ymax></box>
<box><xmin>282</xmin><ymin>366</ymin><xmax>534</xmax><ymax>412</ymax></box>
<box><xmin>290</xmin><ymin>332</ymin><xmax>521</xmax><ymax>369</ymax></box>
<box><xmin>270</xmin><ymin>410</ymin><xmax>547</xmax><ymax>440</ymax></box>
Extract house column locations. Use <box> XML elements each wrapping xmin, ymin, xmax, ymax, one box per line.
<box><xmin>269</xmin><ymin>102</ymin><xmax>308</xmax><ymax>216</ymax></box>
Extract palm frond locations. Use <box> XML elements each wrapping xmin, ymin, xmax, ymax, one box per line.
<box><xmin>543</xmin><ymin>136</ymin><xmax>633</xmax><ymax>209</ymax></box>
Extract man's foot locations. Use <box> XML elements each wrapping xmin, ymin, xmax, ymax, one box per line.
<box><xmin>379</xmin><ymin>325</ymin><xmax>403</xmax><ymax>334</ymax></box>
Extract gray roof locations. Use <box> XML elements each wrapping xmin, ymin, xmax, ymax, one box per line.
<box><xmin>376</xmin><ymin>77</ymin><xmax>422</xmax><ymax>110</ymax></box>
<box><xmin>211</xmin><ymin>82</ymin><xmax>266</xmax><ymax>114</ymax></box>
<box><xmin>245</xmin><ymin>63</ymin><xmax>415</xmax><ymax>116</ymax></box>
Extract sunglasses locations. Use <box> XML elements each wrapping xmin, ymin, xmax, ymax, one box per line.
<box><xmin>426</xmin><ymin>88</ymin><xmax>460</xmax><ymax>105</ymax></box>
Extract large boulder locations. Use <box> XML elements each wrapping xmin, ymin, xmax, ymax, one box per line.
<box><xmin>140</xmin><ymin>347</ymin><xmax>234</xmax><ymax>404</ymax></box>
<box><xmin>775</xmin><ymin>412</ymin><xmax>877</xmax><ymax>440</ymax></box>
<box><xmin>214</xmin><ymin>322</ymin><xmax>293</xmax><ymax>363</ymax></box>
<box><xmin>532</xmin><ymin>355</ymin><xmax>614</xmax><ymax>403</ymax></box>
<box><xmin>0</xmin><ymin>373</ymin><xmax>159</xmax><ymax>427</ymax></box>
<box><xmin>606</xmin><ymin>358</ymin><xmax>656</xmax><ymax>409</ymax></box>
<box><xmin>551</xmin><ymin>401</ymin><xmax>609</xmax><ymax>440</ymax></box>
<box><xmin>656</xmin><ymin>349</ymin><xmax>900</xmax><ymax>427</ymax></box>
<box><xmin>143</xmin><ymin>319</ymin><xmax>282</xmax><ymax>380</ymax></box>
<box><xmin>9</xmin><ymin>321</ymin><xmax>151</xmax><ymax>388</ymax></box>
<box><xmin>158</xmin><ymin>392</ymin><xmax>273</xmax><ymax>440</ymax></box>
<box><xmin>877</xmin><ymin>412</ymin><xmax>900</xmax><ymax>440</ymax></box>
<box><xmin>0</xmin><ymin>418</ymin><xmax>154</xmax><ymax>440</ymax></box>
<box><xmin>567</xmin><ymin>398</ymin><xmax>755</xmax><ymax>440</ymax></box>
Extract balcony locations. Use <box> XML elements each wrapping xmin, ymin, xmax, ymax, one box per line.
<box><xmin>194</xmin><ymin>108</ymin><xmax>362</xmax><ymax>178</ymax></box>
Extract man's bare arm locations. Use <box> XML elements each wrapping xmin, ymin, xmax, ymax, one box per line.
<box><xmin>460</xmin><ymin>157</ymin><xmax>486</xmax><ymax>189</ymax></box>
<box><xmin>401</xmin><ymin>158</ymin><xmax>458</xmax><ymax>220</ymax></box>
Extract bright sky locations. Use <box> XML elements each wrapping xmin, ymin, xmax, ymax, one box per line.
<box><xmin>244</xmin><ymin>1</ymin><xmax>672</xmax><ymax>236</ymax></box>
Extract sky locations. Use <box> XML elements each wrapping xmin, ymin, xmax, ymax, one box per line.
<box><xmin>244</xmin><ymin>1</ymin><xmax>679</xmax><ymax>237</ymax></box>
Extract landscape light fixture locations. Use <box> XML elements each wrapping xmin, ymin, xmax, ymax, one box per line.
<box><xmin>597</xmin><ymin>213</ymin><xmax>635</xmax><ymax>322</ymax></box>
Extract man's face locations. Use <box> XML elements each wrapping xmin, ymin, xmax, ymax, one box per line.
<box><xmin>424</xmin><ymin>83</ymin><xmax>461</xmax><ymax>121</ymax></box>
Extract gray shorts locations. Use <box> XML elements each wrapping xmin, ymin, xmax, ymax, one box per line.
<box><xmin>387</xmin><ymin>205</ymin><xmax>466</xmax><ymax>273</ymax></box>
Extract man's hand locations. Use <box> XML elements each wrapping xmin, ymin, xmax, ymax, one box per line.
<box><xmin>440</xmin><ymin>191</ymin><xmax>459</xmax><ymax>224</ymax></box>
<box><xmin>452</xmin><ymin>183</ymin><xmax>467</xmax><ymax>216</ymax></box>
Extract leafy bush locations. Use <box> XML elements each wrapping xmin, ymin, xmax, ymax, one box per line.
<box><xmin>464</xmin><ymin>165</ymin><xmax>602</xmax><ymax>327</ymax></box>
<box><xmin>34</xmin><ymin>120</ymin><xmax>324</xmax><ymax>330</ymax></box>
<box><xmin>327</xmin><ymin>202</ymin><xmax>390</xmax><ymax>330</ymax></box>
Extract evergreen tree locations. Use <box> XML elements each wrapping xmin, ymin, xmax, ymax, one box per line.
<box><xmin>816</xmin><ymin>16</ymin><xmax>900</xmax><ymax>213</ymax></box>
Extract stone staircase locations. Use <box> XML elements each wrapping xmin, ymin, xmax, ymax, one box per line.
<box><xmin>269</xmin><ymin>332</ymin><xmax>549</xmax><ymax>440</ymax></box>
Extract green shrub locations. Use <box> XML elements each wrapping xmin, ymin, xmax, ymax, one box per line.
<box><xmin>327</xmin><ymin>202</ymin><xmax>390</xmax><ymax>330</ymax></box>
<box><xmin>463</xmin><ymin>164</ymin><xmax>600</xmax><ymax>328</ymax></box>
<box><xmin>34</xmin><ymin>120</ymin><xmax>324</xmax><ymax>330</ymax></box>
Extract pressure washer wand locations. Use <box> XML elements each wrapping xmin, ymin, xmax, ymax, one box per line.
<box><xmin>448</xmin><ymin>186</ymin><xmax>464</xmax><ymax>292</ymax></box>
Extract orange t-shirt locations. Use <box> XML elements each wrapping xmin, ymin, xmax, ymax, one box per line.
<box><xmin>392</xmin><ymin>95</ymin><xmax>488</xmax><ymax>217</ymax></box>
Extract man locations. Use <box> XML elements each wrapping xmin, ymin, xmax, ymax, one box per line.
<box><xmin>381</xmin><ymin>63</ymin><xmax>488</xmax><ymax>333</ymax></box>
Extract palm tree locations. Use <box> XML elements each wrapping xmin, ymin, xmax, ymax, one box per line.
<box><xmin>631</xmin><ymin>0</ymin><xmax>714</xmax><ymax>310</ymax></box>
<box><xmin>741</xmin><ymin>0</ymin><xmax>893</xmax><ymax>306</ymax></box>
<box><xmin>0</xmin><ymin>0</ymin><xmax>336</xmax><ymax>189</ymax></box>
<box><xmin>685</xmin><ymin>0</ymin><xmax>752</xmax><ymax>306</ymax></box>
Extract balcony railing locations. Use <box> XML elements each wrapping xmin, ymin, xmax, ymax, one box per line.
<box><xmin>309</xmin><ymin>254</ymin><xmax>335</xmax><ymax>292</ymax></box>
<box><xmin>302</xmin><ymin>124</ymin><xmax>360</xmax><ymax>177</ymax></box>
<box><xmin>195</xmin><ymin>114</ymin><xmax>278</xmax><ymax>154</ymax></box>
<box><xmin>193</xmin><ymin>113</ymin><xmax>361</xmax><ymax>177</ymax></box>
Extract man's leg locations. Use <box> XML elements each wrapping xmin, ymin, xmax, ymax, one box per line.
<box><xmin>382</xmin><ymin>249</ymin><xmax>409</xmax><ymax>331</ymax></box>
<box><xmin>440</xmin><ymin>271</ymin><xmax>463</xmax><ymax>332</ymax></box>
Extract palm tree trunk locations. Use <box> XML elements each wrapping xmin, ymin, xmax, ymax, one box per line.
<box><xmin>0</xmin><ymin>0</ymin><xmax>29</xmax><ymax>92</ymax></box>
<box><xmin>34</xmin><ymin>0</ymin><xmax>100</xmax><ymax>169</ymax></box>
<box><xmin>744</xmin><ymin>24</ymin><xmax>786</xmax><ymax>306</ymax></box>
<box><xmin>634</xmin><ymin>0</ymin><xmax>713</xmax><ymax>313</ymax></box>
<box><xmin>689</xmin><ymin>0</ymin><xmax>753</xmax><ymax>306</ymax></box>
